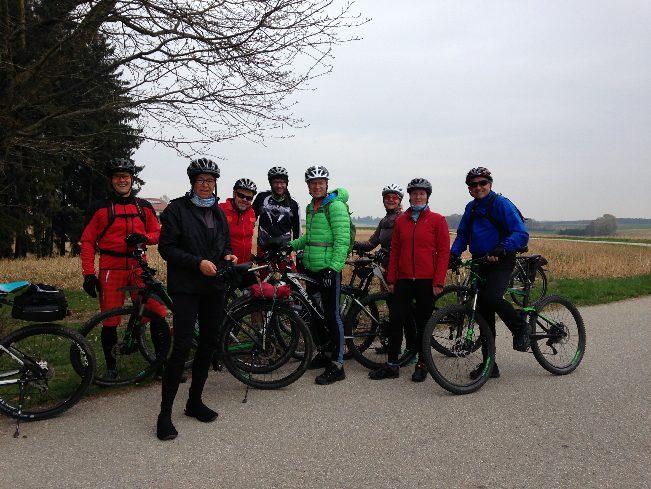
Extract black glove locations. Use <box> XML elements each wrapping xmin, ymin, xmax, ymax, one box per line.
<box><xmin>83</xmin><ymin>274</ymin><xmax>100</xmax><ymax>298</ymax></box>
<box><xmin>320</xmin><ymin>268</ymin><xmax>337</xmax><ymax>288</ymax></box>
<box><xmin>375</xmin><ymin>248</ymin><xmax>389</xmax><ymax>265</ymax></box>
<box><xmin>448</xmin><ymin>255</ymin><xmax>462</xmax><ymax>270</ymax></box>
<box><xmin>265</xmin><ymin>236</ymin><xmax>289</xmax><ymax>248</ymax></box>
<box><xmin>488</xmin><ymin>245</ymin><xmax>506</xmax><ymax>258</ymax></box>
<box><xmin>126</xmin><ymin>233</ymin><xmax>148</xmax><ymax>246</ymax></box>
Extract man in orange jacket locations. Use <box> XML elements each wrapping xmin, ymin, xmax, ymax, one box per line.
<box><xmin>80</xmin><ymin>158</ymin><xmax>167</xmax><ymax>380</ymax></box>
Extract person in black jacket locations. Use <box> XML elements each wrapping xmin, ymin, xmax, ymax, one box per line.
<box><xmin>253</xmin><ymin>166</ymin><xmax>301</xmax><ymax>253</ymax></box>
<box><xmin>155</xmin><ymin>157</ymin><xmax>237</xmax><ymax>441</ymax></box>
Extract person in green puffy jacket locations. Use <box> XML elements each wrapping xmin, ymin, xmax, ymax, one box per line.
<box><xmin>290</xmin><ymin>165</ymin><xmax>351</xmax><ymax>386</ymax></box>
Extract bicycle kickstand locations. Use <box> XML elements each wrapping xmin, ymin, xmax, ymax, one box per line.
<box><xmin>242</xmin><ymin>348</ymin><xmax>257</xmax><ymax>404</ymax></box>
<box><xmin>14</xmin><ymin>380</ymin><xmax>26</xmax><ymax>438</ymax></box>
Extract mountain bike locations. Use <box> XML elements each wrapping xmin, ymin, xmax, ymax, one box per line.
<box><xmin>0</xmin><ymin>281</ymin><xmax>96</xmax><ymax>432</ymax></box>
<box><xmin>431</xmin><ymin>254</ymin><xmax>549</xmax><ymax>356</ymax></box>
<box><xmin>80</xmin><ymin>245</ymin><xmax>312</xmax><ymax>390</ymax></box>
<box><xmin>421</xmin><ymin>256</ymin><xmax>585</xmax><ymax>395</ymax></box>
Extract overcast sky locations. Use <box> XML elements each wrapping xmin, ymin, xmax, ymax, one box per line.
<box><xmin>135</xmin><ymin>0</ymin><xmax>650</xmax><ymax>221</ymax></box>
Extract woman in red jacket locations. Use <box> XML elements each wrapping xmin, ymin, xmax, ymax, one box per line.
<box><xmin>369</xmin><ymin>178</ymin><xmax>450</xmax><ymax>382</ymax></box>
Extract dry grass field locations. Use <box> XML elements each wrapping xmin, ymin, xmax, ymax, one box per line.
<box><xmin>0</xmin><ymin>230</ymin><xmax>649</xmax><ymax>290</ymax></box>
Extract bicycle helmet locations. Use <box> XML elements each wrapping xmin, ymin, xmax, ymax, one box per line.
<box><xmin>268</xmin><ymin>166</ymin><xmax>289</xmax><ymax>183</ymax></box>
<box><xmin>233</xmin><ymin>178</ymin><xmax>257</xmax><ymax>195</ymax></box>
<box><xmin>465</xmin><ymin>166</ymin><xmax>493</xmax><ymax>185</ymax></box>
<box><xmin>381</xmin><ymin>184</ymin><xmax>404</xmax><ymax>199</ymax></box>
<box><xmin>107</xmin><ymin>158</ymin><xmax>136</xmax><ymax>175</ymax></box>
<box><xmin>187</xmin><ymin>158</ymin><xmax>220</xmax><ymax>180</ymax></box>
<box><xmin>406</xmin><ymin>178</ymin><xmax>432</xmax><ymax>196</ymax></box>
<box><xmin>304</xmin><ymin>165</ymin><xmax>329</xmax><ymax>182</ymax></box>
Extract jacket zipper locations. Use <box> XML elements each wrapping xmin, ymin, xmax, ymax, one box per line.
<box><xmin>411</xmin><ymin>218</ymin><xmax>417</xmax><ymax>280</ymax></box>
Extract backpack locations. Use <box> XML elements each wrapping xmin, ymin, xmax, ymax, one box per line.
<box><xmin>468</xmin><ymin>193</ymin><xmax>528</xmax><ymax>253</ymax></box>
<box><xmin>95</xmin><ymin>198</ymin><xmax>147</xmax><ymax>251</ymax></box>
<box><xmin>324</xmin><ymin>201</ymin><xmax>356</xmax><ymax>255</ymax></box>
<box><xmin>12</xmin><ymin>284</ymin><xmax>69</xmax><ymax>322</ymax></box>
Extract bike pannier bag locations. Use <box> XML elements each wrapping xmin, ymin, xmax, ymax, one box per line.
<box><xmin>12</xmin><ymin>284</ymin><xmax>69</xmax><ymax>321</ymax></box>
<box><xmin>249</xmin><ymin>282</ymin><xmax>291</xmax><ymax>300</ymax></box>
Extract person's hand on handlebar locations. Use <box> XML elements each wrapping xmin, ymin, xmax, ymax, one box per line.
<box><xmin>126</xmin><ymin>233</ymin><xmax>148</xmax><ymax>247</ymax></box>
<box><xmin>224</xmin><ymin>254</ymin><xmax>238</xmax><ymax>264</ymax></box>
<box><xmin>199</xmin><ymin>260</ymin><xmax>218</xmax><ymax>276</ymax></box>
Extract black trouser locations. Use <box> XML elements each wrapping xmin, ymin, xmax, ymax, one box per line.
<box><xmin>305</xmin><ymin>270</ymin><xmax>345</xmax><ymax>364</ymax></box>
<box><xmin>476</xmin><ymin>254</ymin><xmax>528</xmax><ymax>345</ymax></box>
<box><xmin>388</xmin><ymin>279</ymin><xmax>434</xmax><ymax>364</ymax></box>
<box><xmin>160</xmin><ymin>291</ymin><xmax>225</xmax><ymax>415</ymax></box>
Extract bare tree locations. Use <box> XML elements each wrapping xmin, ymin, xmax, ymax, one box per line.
<box><xmin>0</xmin><ymin>0</ymin><xmax>365</xmax><ymax>164</ymax></box>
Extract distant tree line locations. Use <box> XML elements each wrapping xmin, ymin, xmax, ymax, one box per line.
<box><xmin>559</xmin><ymin>214</ymin><xmax>618</xmax><ymax>237</ymax></box>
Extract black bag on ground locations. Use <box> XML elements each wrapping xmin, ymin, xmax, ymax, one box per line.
<box><xmin>12</xmin><ymin>284</ymin><xmax>69</xmax><ymax>321</ymax></box>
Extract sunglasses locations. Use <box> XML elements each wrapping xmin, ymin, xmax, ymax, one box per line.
<box><xmin>235</xmin><ymin>191</ymin><xmax>254</xmax><ymax>201</ymax></box>
<box><xmin>468</xmin><ymin>180</ymin><xmax>490</xmax><ymax>188</ymax></box>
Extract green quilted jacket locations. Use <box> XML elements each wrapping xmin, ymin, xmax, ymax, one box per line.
<box><xmin>291</xmin><ymin>188</ymin><xmax>351</xmax><ymax>273</ymax></box>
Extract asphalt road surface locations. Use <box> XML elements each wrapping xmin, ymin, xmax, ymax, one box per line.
<box><xmin>1</xmin><ymin>296</ymin><xmax>649</xmax><ymax>489</ymax></box>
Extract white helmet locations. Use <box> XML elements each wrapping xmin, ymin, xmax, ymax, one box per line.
<box><xmin>304</xmin><ymin>165</ymin><xmax>329</xmax><ymax>182</ymax></box>
<box><xmin>382</xmin><ymin>184</ymin><xmax>404</xmax><ymax>199</ymax></box>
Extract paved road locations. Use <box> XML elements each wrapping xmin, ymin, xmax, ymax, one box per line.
<box><xmin>1</xmin><ymin>296</ymin><xmax>649</xmax><ymax>489</ymax></box>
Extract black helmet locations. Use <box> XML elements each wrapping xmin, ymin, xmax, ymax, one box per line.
<box><xmin>305</xmin><ymin>165</ymin><xmax>329</xmax><ymax>182</ymax></box>
<box><xmin>233</xmin><ymin>178</ymin><xmax>257</xmax><ymax>195</ymax></box>
<box><xmin>187</xmin><ymin>158</ymin><xmax>220</xmax><ymax>180</ymax></box>
<box><xmin>465</xmin><ymin>167</ymin><xmax>493</xmax><ymax>185</ymax></box>
<box><xmin>268</xmin><ymin>166</ymin><xmax>289</xmax><ymax>182</ymax></box>
<box><xmin>406</xmin><ymin>178</ymin><xmax>432</xmax><ymax>196</ymax></box>
<box><xmin>107</xmin><ymin>158</ymin><xmax>136</xmax><ymax>175</ymax></box>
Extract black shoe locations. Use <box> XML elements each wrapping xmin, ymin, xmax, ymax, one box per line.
<box><xmin>368</xmin><ymin>364</ymin><xmax>399</xmax><ymax>380</ymax></box>
<box><xmin>156</xmin><ymin>413</ymin><xmax>178</xmax><ymax>441</ymax></box>
<box><xmin>308</xmin><ymin>352</ymin><xmax>331</xmax><ymax>370</ymax></box>
<box><xmin>185</xmin><ymin>400</ymin><xmax>218</xmax><ymax>423</ymax></box>
<box><xmin>513</xmin><ymin>328</ymin><xmax>531</xmax><ymax>352</ymax></box>
<box><xmin>212</xmin><ymin>355</ymin><xmax>222</xmax><ymax>372</ymax></box>
<box><xmin>411</xmin><ymin>363</ymin><xmax>428</xmax><ymax>383</ymax></box>
<box><xmin>315</xmin><ymin>363</ymin><xmax>345</xmax><ymax>385</ymax></box>
<box><xmin>469</xmin><ymin>362</ymin><xmax>500</xmax><ymax>380</ymax></box>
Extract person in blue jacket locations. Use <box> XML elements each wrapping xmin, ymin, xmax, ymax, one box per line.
<box><xmin>449</xmin><ymin>167</ymin><xmax>530</xmax><ymax>379</ymax></box>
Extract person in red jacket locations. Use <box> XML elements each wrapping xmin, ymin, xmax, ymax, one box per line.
<box><xmin>80</xmin><ymin>158</ymin><xmax>167</xmax><ymax>380</ymax></box>
<box><xmin>219</xmin><ymin>178</ymin><xmax>258</xmax><ymax>286</ymax></box>
<box><xmin>369</xmin><ymin>177</ymin><xmax>450</xmax><ymax>382</ymax></box>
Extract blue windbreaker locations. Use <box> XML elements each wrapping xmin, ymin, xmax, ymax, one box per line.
<box><xmin>450</xmin><ymin>191</ymin><xmax>529</xmax><ymax>257</ymax></box>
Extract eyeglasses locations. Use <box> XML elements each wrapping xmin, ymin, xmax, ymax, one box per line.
<box><xmin>235</xmin><ymin>191</ymin><xmax>254</xmax><ymax>201</ymax></box>
<box><xmin>195</xmin><ymin>178</ymin><xmax>216</xmax><ymax>186</ymax></box>
<box><xmin>468</xmin><ymin>180</ymin><xmax>490</xmax><ymax>188</ymax></box>
<box><xmin>112</xmin><ymin>175</ymin><xmax>131</xmax><ymax>181</ymax></box>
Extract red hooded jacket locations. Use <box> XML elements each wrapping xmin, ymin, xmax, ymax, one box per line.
<box><xmin>219</xmin><ymin>199</ymin><xmax>256</xmax><ymax>263</ymax></box>
<box><xmin>387</xmin><ymin>207</ymin><xmax>450</xmax><ymax>287</ymax></box>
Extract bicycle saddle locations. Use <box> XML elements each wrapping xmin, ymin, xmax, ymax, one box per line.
<box><xmin>0</xmin><ymin>281</ymin><xmax>30</xmax><ymax>294</ymax></box>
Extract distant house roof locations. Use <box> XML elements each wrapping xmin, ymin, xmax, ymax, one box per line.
<box><xmin>142</xmin><ymin>197</ymin><xmax>168</xmax><ymax>214</ymax></box>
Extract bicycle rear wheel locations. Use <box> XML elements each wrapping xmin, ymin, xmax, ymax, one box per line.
<box><xmin>220</xmin><ymin>300</ymin><xmax>313</xmax><ymax>389</ymax></box>
<box><xmin>0</xmin><ymin>324</ymin><xmax>95</xmax><ymax>420</ymax></box>
<box><xmin>529</xmin><ymin>295</ymin><xmax>585</xmax><ymax>375</ymax></box>
<box><xmin>80</xmin><ymin>307</ymin><xmax>170</xmax><ymax>386</ymax></box>
<box><xmin>510</xmin><ymin>265</ymin><xmax>547</xmax><ymax>306</ymax></box>
<box><xmin>344</xmin><ymin>292</ymin><xmax>416</xmax><ymax>370</ymax></box>
<box><xmin>421</xmin><ymin>304</ymin><xmax>495</xmax><ymax>395</ymax></box>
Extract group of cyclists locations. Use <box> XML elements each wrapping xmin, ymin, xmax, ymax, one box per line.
<box><xmin>80</xmin><ymin>157</ymin><xmax>531</xmax><ymax>441</ymax></box>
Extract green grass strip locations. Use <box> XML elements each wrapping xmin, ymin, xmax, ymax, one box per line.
<box><xmin>549</xmin><ymin>274</ymin><xmax>651</xmax><ymax>306</ymax></box>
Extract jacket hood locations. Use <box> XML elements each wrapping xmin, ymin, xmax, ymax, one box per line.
<box><xmin>320</xmin><ymin>187</ymin><xmax>349</xmax><ymax>206</ymax></box>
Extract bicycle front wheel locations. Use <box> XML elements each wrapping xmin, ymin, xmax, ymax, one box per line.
<box><xmin>0</xmin><ymin>324</ymin><xmax>95</xmax><ymax>420</ymax></box>
<box><xmin>529</xmin><ymin>295</ymin><xmax>585</xmax><ymax>375</ymax></box>
<box><xmin>430</xmin><ymin>286</ymin><xmax>476</xmax><ymax>357</ymax></box>
<box><xmin>80</xmin><ymin>307</ymin><xmax>170</xmax><ymax>387</ymax></box>
<box><xmin>220</xmin><ymin>300</ymin><xmax>313</xmax><ymax>389</ymax></box>
<box><xmin>421</xmin><ymin>304</ymin><xmax>495</xmax><ymax>395</ymax></box>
